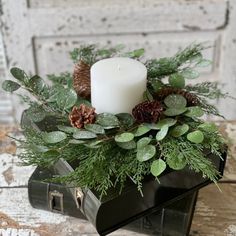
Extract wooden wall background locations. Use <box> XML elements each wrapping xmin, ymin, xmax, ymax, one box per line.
<box><xmin>0</xmin><ymin>0</ymin><xmax>236</xmax><ymax>121</ymax></box>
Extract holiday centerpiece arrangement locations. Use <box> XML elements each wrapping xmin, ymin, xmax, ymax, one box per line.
<box><xmin>2</xmin><ymin>43</ymin><xmax>230</xmax><ymax>235</ymax></box>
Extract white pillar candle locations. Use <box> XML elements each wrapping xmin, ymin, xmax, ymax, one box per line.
<box><xmin>91</xmin><ymin>57</ymin><xmax>147</xmax><ymax>114</ymax></box>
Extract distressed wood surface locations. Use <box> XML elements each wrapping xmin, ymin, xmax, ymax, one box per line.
<box><xmin>0</xmin><ymin>121</ymin><xmax>236</xmax><ymax>235</ymax></box>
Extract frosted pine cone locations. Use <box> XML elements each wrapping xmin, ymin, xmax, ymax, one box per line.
<box><xmin>69</xmin><ymin>104</ymin><xmax>96</xmax><ymax>128</ymax></box>
<box><xmin>73</xmin><ymin>60</ymin><xmax>91</xmax><ymax>99</ymax></box>
<box><xmin>132</xmin><ymin>101</ymin><xmax>164</xmax><ymax>123</ymax></box>
<box><xmin>154</xmin><ymin>88</ymin><xmax>199</xmax><ymax>106</ymax></box>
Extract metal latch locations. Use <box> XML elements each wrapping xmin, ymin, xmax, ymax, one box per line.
<box><xmin>49</xmin><ymin>191</ymin><xmax>64</xmax><ymax>213</ymax></box>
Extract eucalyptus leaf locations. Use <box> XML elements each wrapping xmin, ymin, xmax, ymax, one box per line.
<box><xmin>154</xmin><ymin>118</ymin><xmax>177</xmax><ymax>129</ymax></box>
<box><xmin>2</xmin><ymin>80</ymin><xmax>21</xmax><ymax>92</ymax></box>
<box><xmin>137</xmin><ymin>145</ymin><xmax>156</xmax><ymax>162</ymax></box>
<box><xmin>117</xmin><ymin>140</ymin><xmax>136</xmax><ymax>150</ymax></box>
<box><xmin>69</xmin><ymin>139</ymin><xmax>85</xmax><ymax>144</ymax></box>
<box><xmin>151</xmin><ymin>159</ymin><xmax>166</xmax><ymax>177</ymax></box>
<box><xmin>57</xmin><ymin>125</ymin><xmax>78</xmax><ymax>134</ymax></box>
<box><xmin>187</xmin><ymin>130</ymin><xmax>204</xmax><ymax>144</ymax></box>
<box><xmin>184</xmin><ymin>106</ymin><xmax>204</xmax><ymax>118</ymax></box>
<box><xmin>166</xmin><ymin>154</ymin><xmax>187</xmax><ymax>170</ymax></box>
<box><xmin>143</xmin><ymin>89</ymin><xmax>153</xmax><ymax>101</ymax></box>
<box><xmin>156</xmin><ymin>125</ymin><xmax>169</xmax><ymax>141</ymax></box>
<box><xmin>123</xmin><ymin>48</ymin><xmax>145</xmax><ymax>58</ymax></box>
<box><xmin>26</xmin><ymin>105</ymin><xmax>46</xmax><ymax>122</ymax></box>
<box><xmin>96</xmin><ymin>113</ymin><xmax>120</xmax><ymax>128</ymax></box>
<box><xmin>137</xmin><ymin>137</ymin><xmax>152</xmax><ymax>149</ymax></box>
<box><xmin>57</xmin><ymin>88</ymin><xmax>77</xmax><ymax>110</ymax></box>
<box><xmin>85</xmin><ymin>124</ymin><xmax>105</xmax><ymax>134</ymax></box>
<box><xmin>150</xmin><ymin>79</ymin><xmax>164</xmax><ymax>92</ymax></box>
<box><xmin>171</xmin><ymin>124</ymin><xmax>189</xmax><ymax>137</ymax></box>
<box><xmin>30</xmin><ymin>144</ymin><xmax>49</xmax><ymax>153</ymax></box>
<box><xmin>42</xmin><ymin>131</ymin><xmax>67</xmax><ymax>144</ymax></box>
<box><xmin>168</xmin><ymin>74</ymin><xmax>185</xmax><ymax>89</ymax></box>
<box><xmin>73</xmin><ymin>130</ymin><xmax>97</xmax><ymax>139</ymax></box>
<box><xmin>10</xmin><ymin>67</ymin><xmax>28</xmax><ymax>83</ymax></box>
<box><xmin>84</xmin><ymin>140</ymin><xmax>103</xmax><ymax>148</ymax></box>
<box><xmin>115</xmin><ymin>132</ymin><xmax>134</xmax><ymax>143</ymax></box>
<box><xmin>198</xmin><ymin>122</ymin><xmax>218</xmax><ymax>133</ymax></box>
<box><xmin>29</xmin><ymin>75</ymin><xmax>45</xmax><ymax>94</ymax></box>
<box><xmin>134</xmin><ymin>125</ymin><xmax>151</xmax><ymax>137</ymax></box>
<box><xmin>196</xmin><ymin>59</ymin><xmax>212</xmax><ymax>67</ymax></box>
<box><xmin>164</xmin><ymin>94</ymin><xmax>187</xmax><ymax>108</ymax></box>
<box><xmin>164</xmin><ymin>107</ymin><xmax>187</xmax><ymax>116</ymax></box>
<box><xmin>116</xmin><ymin>113</ymin><xmax>135</xmax><ymax>128</ymax></box>
<box><xmin>190</xmin><ymin>53</ymin><xmax>203</xmax><ymax>63</ymax></box>
<box><xmin>181</xmin><ymin>68</ymin><xmax>200</xmax><ymax>79</ymax></box>
<box><xmin>42</xmin><ymin>150</ymin><xmax>60</xmax><ymax>159</ymax></box>
<box><xmin>75</xmin><ymin>99</ymin><xmax>92</xmax><ymax>107</ymax></box>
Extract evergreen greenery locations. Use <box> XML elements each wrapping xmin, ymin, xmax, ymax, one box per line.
<box><xmin>2</xmin><ymin>43</ymin><xmax>230</xmax><ymax>197</ymax></box>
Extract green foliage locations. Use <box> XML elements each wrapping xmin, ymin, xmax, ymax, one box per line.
<box><xmin>2</xmin><ymin>80</ymin><xmax>21</xmax><ymax>92</ymax></box>
<box><xmin>150</xmin><ymin>159</ymin><xmax>166</xmax><ymax>177</ymax></box>
<box><xmin>3</xmin><ymin>43</ymin><xmax>228</xmax><ymax>197</ymax></box>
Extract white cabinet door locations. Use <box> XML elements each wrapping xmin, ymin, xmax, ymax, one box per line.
<box><xmin>1</xmin><ymin>0</ymin><xmax>235</xmax><ymax>120</ymax></box>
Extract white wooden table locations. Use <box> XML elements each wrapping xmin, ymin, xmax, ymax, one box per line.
<box><xmin>0</xmin><ymin>123</ymin><xmax>236</xmax><ymax>236</ymax></box>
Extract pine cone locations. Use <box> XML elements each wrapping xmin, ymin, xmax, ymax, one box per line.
<box><xmin>132</xmin><ymin>101</ymin><xmax>164</xmax><ymax>123</ymax></box>
<box><xmin>154</xmin><ymin>88</ymin><xmax>199</xmax><ymax>106</ymax></box>
<box><xmin>69</xmin><ymin>104</ymin><xmax>96</xmax><ymax>129</ymax></box>
<box><xmin>73</xmin><ymin>60</ymin><xmax>91</xmax><ymax>99</ymax></box>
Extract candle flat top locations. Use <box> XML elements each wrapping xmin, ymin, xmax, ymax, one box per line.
<box><xmin>91</xmin><ymin>57</ymin><xmax>147</xmax><ymax>84</ymax></box>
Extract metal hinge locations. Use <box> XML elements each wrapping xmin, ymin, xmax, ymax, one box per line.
<box><xmin>49</xmin><ymin>191</ymin><xmax>64</xmax><ymax>214</ymax></box>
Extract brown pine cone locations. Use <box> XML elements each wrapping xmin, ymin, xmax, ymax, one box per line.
<box><xmin>73</xmin><ymin>60</ymin><xmax>91</xmax><ymax>99</ymax></box>
<box><xmin>69</xmin><ymin>104</ymin><xmax>96</xmax><ymax>129</ymax></box>
<box><xmin>154</xmin><ymin>87</ymin><xmax>199</xmax><ymax>106</ymax></box>
<box><xmin>132</xmin><ymin>101</ymin><xmax>164</xmax><ymax>123</ymax></box>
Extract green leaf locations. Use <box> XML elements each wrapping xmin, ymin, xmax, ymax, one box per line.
<box><xmin>166</xmin><ymin>154</ymin><xmax>187</xmax><ymax>170</ymax></box>
<box><xmin>187</xmin><ymin>130</ymin><xmax>204</xmax><ymax>144</ymax></box>
<box><xmin>29</xmin><ymin>75</ymin><xmax>45</xmax><ymax>94</ymax></box>
<box><xmin>115</xmin><ymin>132</ymin><xmax>134</xmax><ymax>143</ymax></box>
<box><xmin>164</xmin><ymin>94</ymin><xmax>187</xmax><ymax>108</ymax></box>
<box><xmin>123</xmin><ymin>48</ymin><xmax>145</xmax><ymax>58</ymax></box>
<box><xmin>30</xmin><ymin>144</ymin><xmax>49</xmax><ymax>153</ymax></box>
<box><xmin>156</xmin><ymin>125</ymin><xmax>169</xmax><ymax>141</ymax></box>
<box><xmin>2</xmin><ymin>80</ymin><xmax>21</xmax><ymax>92</ymax></box>
<box><xmin>134</xmin><ymin>125</ymin><xmax>151</xmax><ymax>137</ymax></box>
<box><xmin>84</xmin><ymin>124</ymin><xmax>105</xmax><ymax>134</ymax></box>
<box><xmin>84</xmin><ymin>140</ymin><xmax>103</xmax><ymax>148</ymax></box>
<box><xmin>151</xmin><ymin>159</ymin><xmax>166</xmax><ymax>176</ymax></box>
<box><xmin>168</xmin><ymin>74</ymin><xmax>185</xmax><ymax>89</ymax></box>
<box><xmin>69</xmin><ymin>139</ymin><xmax>85</xmax><ymax>144</ymax></box>
<box><xmin>190</xmin><ymin>53</ymin><xmax>203</xmax><ymax>63</ymax></box>
<box><xmin>150</xmin><ymin>79</ymin><xmax>164</xmax><ymax>92</ymax></box>
<box><xmin>42</xmin><ymin>150</ymin><xmax>60</xmax><ymax>159</ymax></box>
<box><xmin>154</xmin><ymin>118</ymin><xmax>177</xmax><ymax>129</ymax></box>
<box><xmin>198</xmin><ymin>122</ymin><xmax>218</xmax><ymax>133</ymax></box>
<box><xmin>171</xmin><ymin>124</ymin><xmax>189</xmax><ymax>137</ymax></box>
<box><xmin>184</xmin><ymin>106</ymin><xmax>204</xmax><ymax>117</ymax></box>
<box><xmin>137</xmin><ymin>137</ymin><xmax>152</xmax><ymax>149</ymax></box>
<box><xmin>57</xmin><ymin>88</ymin><xmax>77</xmax><ymax>110</ymax></box>
<box><xmin>26</xmin><ymin>105</ymin><xmax>46</xmax><ymax>122</ymax></box>
<box><xmin>96</xmin><ymin>113</ymin><xmax>120</xmax><ymax>129</ymax></box>
<box><xmin>181</xmin><ymin>68</ymin><xmax>200</xmax><ymax>79</ymax></box>
<box><xmin>164</xmin><ymin>107</ymin><xmax>187</xmax><ymax>116</ymax></box>
<box><xmin>75</xmin><ymin>99</ymin><xmax>92</xmax><ymax>107</ymax></box>
<box><xmin>10</xmin><ymin>67</ymin><xmax>28</xmax><ymax>83</ymax></box>
<box><xmin>42</xmin><ymin>131</ymin><xmax>67</xmax><ymax>144</ymax></box>
<box><xmin>57</xmin><ymin>125</ymin><xmax>78</xmax><ymax>134</ymax></box>
<box><xmin>73</xmin><ymin>130</ymin><xmax>97</xmax><ymax>139</ymax></box>
<box><xmin>117</xmin><ymin>140</ymin><xmax>136</xmax><ymax>150</ymax></box>
<box><xmin>196</xmin><ymin>59</ymin><xmax>212</xmax><ymax>67</ymax></box>
<box><xmin>116</xmin><ymin>113</ymin><xmax>135</xmax><ymax>128</ymax></box>
<box><xmin>143</xmin><ymin>89</ymin><xmax>153</xmax><ymax>101</ymax></box>
<box><xmin>137</xmin><ymin>145</ymin><xmax>156</xmax><ymax>162</ymax></box>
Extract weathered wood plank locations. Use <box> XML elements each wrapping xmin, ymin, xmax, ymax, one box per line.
<box><xmin>191</xmin><ymin>183</ymin><xmax>236</xmax><ymax>236</ymax></box>
<box><xmin>28</xmin><ymin>0</ymin><xmax>228</xmax><ymax>35</ymax></box>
